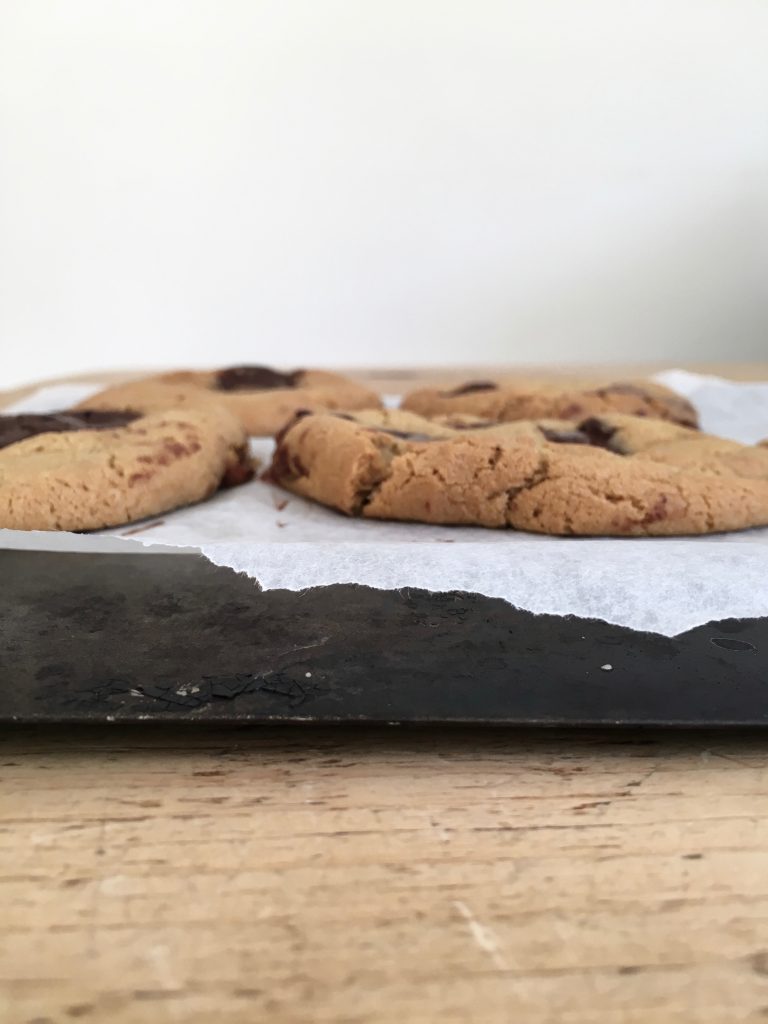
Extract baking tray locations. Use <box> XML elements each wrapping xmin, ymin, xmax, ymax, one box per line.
<box><xmin>0</xmin><ymin>549</ymin><xmax>765</xmax><ymax>726</ymax></box>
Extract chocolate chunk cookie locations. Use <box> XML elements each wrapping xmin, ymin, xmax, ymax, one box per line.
<box><xmin>401</xmin><ymin>379</ymin><xmax>698</xmax><ymax>428</ymax></box>
<box><xmin>86</xmin><ymin>366</ymin><xmax>382</xmax><ymax>435</ymax></box>
<box><xmin>0</xmin><ymin>405</ymin><xmax>253</xmax><ymax>531</ymax></box>
<box><xmin>266</xmin><ymin>409</ymin><xmax>768</xmax><ymax>536</ymax></box>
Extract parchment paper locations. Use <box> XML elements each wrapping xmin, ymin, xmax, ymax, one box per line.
<box><xmin>2</xmin><ymin>371</ymin><xmax>768</xmax><ymax>636</ymax></box>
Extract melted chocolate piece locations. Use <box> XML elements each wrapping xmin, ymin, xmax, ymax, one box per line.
<box><xmin>273</xmin><ymin>409</ymin><xmax>314</xmax><ymax>446</ymax></box>
<box><xmin>540</xmin><ymin>420</ymin><xmax>625</xmax><ymax>451</ymax></box>
<box><xmin>539</xmin><ymin>426</ymin><xmax>591</xmax><ymax>445</ymax></box>
<box><xmin>216</xmin><ymin>366</ymin><xmax>304</xmax><ymax>392</ymax></box>
<box><xmin>371</xmin><ymin>428</ymin><xmax>437</xmax><ymax>442</ymax></box>
<box><xmin>221</xmin><ymin>445</ymin><xmax>255</xmax><ymax>488</ymax></box>
<box><xmin>442</xmin><ymin>381</ymin><xmax>498</xmax><ymax>397</ymax></box>
<box><xmin>578</xmin><ymin>417</ymin><xmax>620</xmax><ymax>450</ymax></box>
<box><xmin>264</xmin><ymin>443</ymin><xmax>308</xmax><ymax>484</ymax></box>
<box><xmin>0</xmin><ymin>410</ymin><xmax>140</xmax><ymax>452</ymax></box>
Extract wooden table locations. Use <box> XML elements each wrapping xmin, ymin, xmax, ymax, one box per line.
<box><xmin>2</xmin><ymin>366</ymin><xmax>768</xmax><ymax>1023</ymax></box>
<box><xmin>3</xmin><ymin>726</ymin><xmax>768</xmax><ymax>1024</ymax></box>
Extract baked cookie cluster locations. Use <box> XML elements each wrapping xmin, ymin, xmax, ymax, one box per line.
<box><xmin>3</xmin><ymin>368</ymin><xmax>767</xmax><ymax>535</ymax></box>
<box><xmin>401</xmin><ymin>377</ymin><xmax>698</xmax><ymax>428</ymax></box>
<box><xmin>79</xmin><ymin>366</ymin><xmax>381</xmax><ymax>435</ymax></box>
<box><xmin>0</xmin><ymin>364</ymin><xmax>376</xmax><ymax>530</ymax></box>
<box><xmin>266</xmin><ymin>406</ymin><xmax>768</xmax><ymax>536</ymax></box>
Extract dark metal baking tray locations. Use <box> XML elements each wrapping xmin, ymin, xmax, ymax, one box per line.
<box><xmin>0</xmin><ymin>550</ymin><xmax>765</xmax><ymax>725</ymax></box>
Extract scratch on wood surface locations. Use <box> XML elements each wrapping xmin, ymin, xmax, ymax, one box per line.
<box><xmin>453</xmin><ymin>900</ymin><xmax>509</xmax><ymax>972</ymax></box>
<box><xmin>145</xmin><ymin>944</ymin><xmax>181</xmax><ymax>991</ymax></box>
<box><xmin>276</xmin><ymin>636</ymin><xmax>331</xmax><ymax>658</ymax></box>
<box><xmin>701</xmin><ymin>749</ymin><xmax>755</xmax><ymax>769</ymax></box>
<box><xmin>6</xmin><ymin>718</ymin><xmax>768</xmax><ymax>1022</ymax></box>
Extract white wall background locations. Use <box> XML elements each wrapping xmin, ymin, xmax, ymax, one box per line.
<box><xmin>1</xmin><ymin>1</ymin><xmax>767</xmax><ymax>388</ymax></box>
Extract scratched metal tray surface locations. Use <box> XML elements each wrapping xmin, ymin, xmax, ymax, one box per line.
<box><xmin>0</xmin><ymin>549</ymin><xmax>765</xmax><ymax>725</ymax></box>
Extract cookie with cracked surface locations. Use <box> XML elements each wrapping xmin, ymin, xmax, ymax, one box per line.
<box><xmin>0</xmin><ymin>405</ymin><xmax>253</xmax><ymax>531</ymax></box>
<box><xmin>265</xmin><ymin>409</ymin><xmax>768</xmax><ymax>536</ymax></box>
<box><xmin>401</xmin><ymin>378</ymin><xmax>698</xmax><ymax>428</ymax></box>
<box><xmin>90</xmin><ymin>366</ymin><xmax>382</xmax><ymax>435</ymax></box>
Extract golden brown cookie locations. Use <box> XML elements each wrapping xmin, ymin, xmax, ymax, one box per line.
<box><xmin>76</xmin><ymin>381</ymin><xmax>235</xmax><ymax>419</ymax></box>
<box><xmin>0</xmin><ymin>406</ymin><xmax>253</xmax><ymax>531</ymax></box>
<box><xmin>401</xmin><ymin>378</ymin><xmax>698</xmax><ymax>428</ymax></box>
<box><xmin>265</xmin><ymin>409</ymin><xmax>768</xmax><ymax>536</ymax></box>
<box><xmin>85</xmin><ymin>366</ymin><xmax>382</xmax><ymax>435</ymax></box>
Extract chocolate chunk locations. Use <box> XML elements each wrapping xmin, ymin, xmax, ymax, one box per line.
<box><xmin>578</xmin><ymin>417</ymin><xmax>620</xmax><ymax>450</ymax></box>
<box><xmin>221</xmin><ymin>445</ymin><xmax>255</xmax><ymax>488</ymax></box>
<box><xmin>539</xmin><ymin>426</ymin><xmax>591</xmax><ymax>445</ymax></box>
<box><xmin>264</xmin><ymin>443</ymin><xmax>308</xmax><ymax>484</ymax></box>
<box><xmin>442</xmin><ymin>381</ymin><xmax>498</xmax><ymax>397</ymax></box>
<box><xmin>371</xmin><ymin>428</ymin><xmax>437</xmax><ymax>442</ymax></box>
<box><xmin>0</xmin><ymin>410</ymin><xmax>140</xmax><ymax>452</ymax></box>
<box><xmin>540</xmin><ymin>419</ymin><xmax>625</xmax><ymax>451</ymax></box>
<box><xmin>274</xmin><ymin>409</ymin><xmax>314</xmax><ymax>446</ymax></box>
<box><xmin>215</xmin><ymin>366</ymin><xmax>304</xmax><ymax>391</ymax></box>
<box><xmin>69</xmin><ymin>410</ymin><xmax>140</xmax><ymax>427</ymax></box>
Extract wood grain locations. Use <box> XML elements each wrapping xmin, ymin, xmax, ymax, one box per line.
<box><xmin>2</xmin><ymin>726</ymin><xmax>768</xmax><ymax>1023</ymax></box>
